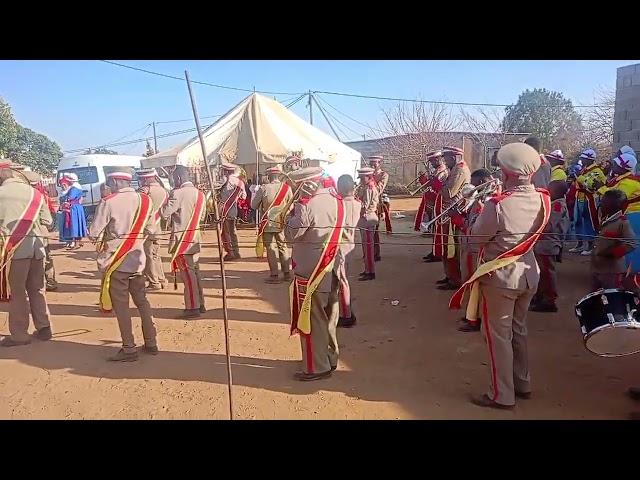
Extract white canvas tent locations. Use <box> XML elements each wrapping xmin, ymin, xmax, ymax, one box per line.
<box><xmin>141</xmin><ymin>93</ymin><xmax>361</xmax><ymax>181</ymax></box>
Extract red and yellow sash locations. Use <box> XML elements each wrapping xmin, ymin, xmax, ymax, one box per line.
<box><xmin>255</xmin><ymin>182</ymin><xmax>291</xmax><ymax>258</ymax></box>
<box><xmin>449</xmin><ymin>189</ymin><xmax>551</xmax><ymax>320</ymax></box>
<box><xmin>99</xmin><ymin>193</ymin><xmax>152</xmax><ymax>313</ymax></box>
<box><xmin>220</xmin><ymin>183</ymin><xmax>243</xmax><ymax>221</ymax></box>
<box><xmin>290</xmin><ymin>192</ymin><xmax>345</xmax><ymax>336</ymax></box>
<box><xmin>0</xmin><ymin>189</ymin><xmax>45</xmax><ymax>302</ymax></box>
<box><xmin>169</xmin><ymin>190</ymin><xmax>206</xmax><ymax>273</ymax></box>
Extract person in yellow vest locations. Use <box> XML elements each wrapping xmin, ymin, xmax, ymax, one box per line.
<box><xmin>252</xmin><ymin>165</ymin><xmax>293</xmax><ymax>283</ymax></box>
<box><xmin>0</xmin><ymin>161</ymin><xmax>54</xmax><ymax>347</ymax></box>
<box><xmin>594</xmin><ymin>152</ymin><xmax>640</xmax><ymax>274</ymax></box>
<box><xmin>285</xmin><ymin>167</ymin><xmax>345</xmax><ymax>381</ymax></box>
<box><xmin>546</xmin><ymin>150</ymin><xmax>568</xmax><ymax>182</ymax></box>
<box><xmin>89</xmin><ymin>167</ymin><xmax>158</xmax><ymax>361</ymax></box>
<box><xmin>449</xmin><ymin>143</ymin><xmax>551</xmax><ymax>409</ymax></box>
<box><xmin>571</xmin><ymin>148</ymin><xmax>604</xmax><ymax>255</ymax></box>
<box><xmin>136</xmin><ymin>168</ymin><xmax>169</xmax><ymax>290</ymax></box>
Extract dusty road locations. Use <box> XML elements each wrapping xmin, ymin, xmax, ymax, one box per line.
<box><xmin>1</xmin><ymin>196</ymin><xmax>639</xmax><ymax>419</ymax></box>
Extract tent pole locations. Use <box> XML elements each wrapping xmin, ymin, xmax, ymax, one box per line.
<box><xmin>308</xmin><ymin>90</ymin><xmax>313</xmax><ymax>125</ymax></box>
<box><xmin>184</xmin><ymin>70</ymin><xmax>234</xmax><ymax>420</ymax></box>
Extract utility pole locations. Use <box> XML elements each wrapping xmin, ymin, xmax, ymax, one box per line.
<box><xmin>152</xmin><ymin>122</ymin><xmax>158</xmax><ymax>153</ymax></box>
<box><xmin>308</xmin><ymin>90</ymin><xmax>313</xmax><ymax>125</ymax></box>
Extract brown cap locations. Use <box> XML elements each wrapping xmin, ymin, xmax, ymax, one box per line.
<box><xmin>136</xmin><ymin>168</ymin><xmax>157</xmax><ymax>178</ymax></box>
<box><xmin>497</xmin><ymin>143</ymin><xmax>540</xmax><ymax>177</ymax></box>
<box><xmin>357</xmin><ymin>167</ymin><xmax>375</xmax><ymax>176</ymax></box>
<box><xmin>265</xmin><ymin>166</ymin><xmax>282</xmax><ymax>175</ymax></box>
<box><xmin>426</xmin><ymin>150</ymin><xmax>444</xmax><ymax>160</ymax></box>
<box><xmin>105</xmin><ymin>166</ymin><xmax>134</xmax><ymax>181</ymax></box>
<box><xmin>368</xmin><ymin>155</ymin><xmax>383</xmax><ymax>164</ymax></box>
<box><xmin>442</xmin><ymin>146</ymin><xmax>464</xmax><ymax>156</ymax></box>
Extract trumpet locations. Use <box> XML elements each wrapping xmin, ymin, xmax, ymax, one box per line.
<box><xmin>421</xmin><ymin>178</ymin><xmax>502</xmax><ymax>232</ymax></box>
<box><xmin>404</xmin><ymin>161</ymin><xmax>430</xmax><ymax>196</ymax></box>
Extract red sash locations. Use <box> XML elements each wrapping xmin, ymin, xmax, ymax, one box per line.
<box><xmin>449</xmin><ymin>189</ymin><xmax>551</xmax><ymax>311</ymax></box>
<box><xmin>432</xmin><ymin>193</ymin><xmax>445</xmax><ymax>258</ymax></box>
<box><xmin>170</xmin><ymin>190</ymin><xmax>205</xmax><ymax>273</ymax></box>
<box><xmin>99</xmin><ymin>193</ymin><xmax>152</xmax><ymax>312</ymax></box>
<box><xmin>220</xmin><ymin>182</ymin><xmax>244</xmax><ymax>220</ymax></box>
<box><xmin>257</xmin><ymin>183</ymin><xmax>291</xmax><ymax>237</ymax></box>
<box><xmin>0</xmin><ymin>189</ymin><xmax>45</xmax><ymax>301</ymax></box>
<box><xmin>290</xmin><ymin>192</ymin><xmax>345</xmax><ymax>336</ymax></box>
<box><xmin>153</xmin><ymin>190</ymin><xmax>170</xmax><ymax>224</ymax></box>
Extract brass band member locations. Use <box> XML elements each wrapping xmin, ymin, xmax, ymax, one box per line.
<box><xmin>450</xmin><ymin>143</ymin><xmax>550</xmax><ymax>409</ymax></box>
<box><xmin>252</xmin><ymin>165</ymin><xmax>293</xmax><ymax>283</ymax></box>
<box><xmin>0</xmin><ymin>161</ymin><xmax>53</xmax><ymax>347</ymax></box>
<box><xmin>368</xmin><ymin>156</ymin><xmax>389</xmax><ymax>261</ymax></box>
<box><xmin>89</xmin><ymin>167</ymin><xmax>158</xmax><ymax>361</ymax></box>
<box><xmin>355</xmin><ymin>166</ymin><xmax>379</xmax><ymax>281</ymax></box>
<box><xmin>218</xmin><ymin>163</ymin><xmax>247</xmax><ymax>261</ymax></box>
<box><xmin>436</xmin><ymin>146</ymin><xmax>470</xmax><ymax>291</ymax></box>
<box><xmin>137</xmin><ymin>168</ymin><xmax>169</xmax><ymax>290</ymax></box>
<box><xmin>285</xmin><ymin>167</ymin><xmax>346</xmax><ymax>381</ymax></box>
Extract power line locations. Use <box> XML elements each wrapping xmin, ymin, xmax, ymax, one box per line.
<box><xmin>313</xmin><ymin>90</ymin><xmax>608</xmax><ymax>109</ymax></box>
<box><xmin>100</xmin><ymin>60</ymin><xmax>303</xmax><ymax>96</ymax></box>
<box><xmin>155</xmin><ymin>114</ymin><xmax>222</xmax><ymax>125</ymax></box>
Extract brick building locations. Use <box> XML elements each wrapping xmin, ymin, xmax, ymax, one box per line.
<box><xmin>614</xmin><ymin>63</ymin><xmax>640</xmax><ymax>153</ymax></box>
<box><xmin>346</xmin><ymin>131</ymin><xmax>527</xmax><ymax>187</ymax></box>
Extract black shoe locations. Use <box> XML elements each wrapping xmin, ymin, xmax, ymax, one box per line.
<box><xmin>34</xmin><ymin>327</ymin><xmax>52</xmax><ymax>341</ymax></box>
<box><xmin>359</xmin><ymin>271</ymin><xmax>367</xmax><ymax>277</ymax></box>
<box><xmin>458</xmin><ymin>322</ymin><xmax>480</xmax><ymax>332</ymax></box>
<box><xmin>437</xmin><ymin>282</ymin><xmax>459</xmax><ymax>291</ymax></box>
<box><xmin>283</xmin><ymin>272</ymin><xmax>292</xmax><ymax>282</ymax></box>
<box><xmin>359</xmin><ymin>273</ymin><xmax>375</xmax><ymax>281</ymax></box>
<box><xmin>338</xmin><ymin>315</ymin><xmax>357</xmax><ymax>328</ymax></box>
<box><xmin>330</xmin><ymin>365</ymin><xmax>337</xmax><ymax>372</ymax></box>
<box><xmin>436</xmin><ymin>277</ymin><xmax>449</xmax><ymax>285</ymax></box>
<box><xmin>182</xmin><ymin>308</ymin><xmax>202</xmax><ymax>319</ymax></box>
<box><xmin>108</xmin><ymin>349</ymin><xmax>139</xmax><ymax>362</ymax></box>
<box><xmin>199</xmin><ymin>305</ymin><xmax>207</xmax><ymax>314</ymax></box>
<box><xmin>294</xmin><ymin>370</ymin><xmax>332</xmax><ymax>382</ymax></box>
<box><xmin>223</xmin><ymin>254</ymin><xmax>237</xmax><ymax>262</ymax></box>
<box><xmin>143</xmin><ymin>345</ymin><xmax>159</xmax><ymax>355</ymax></box>
<box><xmin>529</xmin><ymin>303</ymin><xmax>558</xmax><ymax>313</ymax></box>
<box><xmin>423</xmin><ymin>255</ymin><xmax>441</xmax><ymax>263</ymax></box>
<box><xmin>515</xmin><ymin>391</ymin><xmax>532</xmax><ymax>400</ymax></box>
<box><xmin>46</xmin><ymin>283</ymin><xmax>58</xmax><ymax>292</ymax></box>
<box><xmin>146</xmin><ymin>283</ymin><xmax>164</xmax><ymax>291</ymax></box>
<box><xmin>374</xmin><ymin>255</ymin><xmax>382</xmax><ymax>262</ymax></box>
<box><xmin>0</xmin><ymin>337</ymin><xmax>31</xmax><ymax>347</ymax></box>
<box><xmin>470</xmin><ymin>394</ymin><xmax>514</xmax><ymax>410</ymax></box>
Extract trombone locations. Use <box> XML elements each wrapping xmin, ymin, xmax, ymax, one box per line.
<box><xmin>421</xmin><ymin>178</ymin><xmax>502</xmax><ymax>232</ymax></box>
<box><xmin>405</xmin><ymin>160</ymin><xmax>431</xmax><ymax>196</ymax></box>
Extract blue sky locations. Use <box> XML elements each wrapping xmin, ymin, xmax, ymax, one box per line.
<box><xmin>0</xmin><ymin>60</ymin><xmax>637</xmax><ymax>155</ymax></box>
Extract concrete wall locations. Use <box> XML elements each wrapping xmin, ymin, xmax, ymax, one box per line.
<box><xmin>614</xmin><ymin>63</ymin><xmax>640</xmax><ymax>153</ymax></box>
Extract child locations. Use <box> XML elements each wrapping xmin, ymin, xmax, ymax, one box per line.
<box><xmin>458</xmin><ymin>168</ymin><xmax>495</xmax><ymax>332</ymax></box>
<box><xmin>591</xmin><ymin>189</ymin><xmax>638</xmax><ymax>290</ymax></box>
<box><xmin>530</xmin><ymin>180</ymin><xmax>570</xmax><ymax>312</ymax></box>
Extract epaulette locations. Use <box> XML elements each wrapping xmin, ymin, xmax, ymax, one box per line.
<box><xmin>102</xmin><ymin>192</ymin><xmax>119</xmax><ymax>201</ymax></box>
<box><xmin>489</xmin><ymin>191</ymin><xmax>514</xmax><ymax>204</ymax></box>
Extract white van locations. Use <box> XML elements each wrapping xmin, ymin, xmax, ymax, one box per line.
<box><xmin>56</xmin><ymin>154</ymin><xmax>172</xmax><ymax>216</ymax></box>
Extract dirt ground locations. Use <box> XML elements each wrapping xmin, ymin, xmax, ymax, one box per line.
<box><xmin>1</xmin><ymin>196</ymin><xmax>639</xmax><ymax>419</ymax></box>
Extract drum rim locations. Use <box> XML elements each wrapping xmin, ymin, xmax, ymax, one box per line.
<box><xmin>576</xmin><ymin>288</ymin><xmax>637</xmax><ymax>308</ymax></box>
<box><xmin>584</xmin><ymin>321</ymin><xmax>640</xmax><ymax>357</ymax></box>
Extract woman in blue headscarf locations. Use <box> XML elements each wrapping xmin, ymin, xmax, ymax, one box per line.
<box><xmin>58</xmin><ymin>173</ymin><xmax>88</xmax><ymax>249</ymax></box>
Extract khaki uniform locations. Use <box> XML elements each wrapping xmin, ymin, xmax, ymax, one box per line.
<box><xmin>219</xmin><ymin>175</ymin><xmax>247</xmax><ymax>257</ymax></box>
<box><xmin>0</xmin><ymin>178</ymin><xmax>53</xmax><ymax>342</ymax></box>
<box><xmin>335</xmin><ymin>194</ymin><xmax>361</xmax><ymax>319</ymax></box>
<box><xmin>372</xmin><ymin>168</ymin><xmax>389</xmax><ymax>259</ymax></box>
<box><xmin>470</xmin><ymin>184</ymin><xmax>546</xmax><ymax>406</ymax></box>
<box><xmin>531</xmin><ymin>156</ymin><xmax>551</xmax><ymax>189</ymax></box>
<box><xmin>89</xmin><ymin>187</ymin><xmax>157</xmax><ymax>353</ymax></box>
<box><xmin>356</xmin><ymin>180</ymin><xmax>380</xmax><ymax>275</ymax></box>
<box><xmin>160</xmin><ymin>182</ymin><xmax>205</xmax><ymax>311</ymax></box>
<box><xmin>285</xmin><ymin>188</ymin><xmax>342</xmax><ymax>374</ymax></box>
<box><xmin>591</xmin><ymin>213</ymin><xmax>637</xmax><ymax>290</ymax></box>
<box><xmin>534</xmin><ymin>198</ymin><xmax>570</xmax><ymax>306</ymax></box>
<box><xmin>140</xmin><ymin>182</ymin><xmax>168</xmax><ymax>288</ymax></box>
<box><xmin>251</xmin><ymin>179</ymin><xmax>292</xmax><ymax>276</ymax></box>
<box><xmin>441</xmin><ymin>161</ymin><xmax>471</xmax><ymax>286</ymax></box>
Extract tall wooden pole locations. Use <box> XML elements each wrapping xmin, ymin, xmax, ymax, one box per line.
<box><xmin>184</xmin><ymin>70</ymin><xmax>234</xmax><ymax>420</ymax></box>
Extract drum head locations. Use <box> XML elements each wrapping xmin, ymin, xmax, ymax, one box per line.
<box><xmin>585</xmin><ymin>323</ymin><xmax>640</xmax><ymax>357</ymax></box>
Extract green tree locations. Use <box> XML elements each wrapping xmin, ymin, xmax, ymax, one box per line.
<box><xmin>9</xmin><ymin>125</ymin><xmax>63</xmax><ymax>174</ymax></box>
<box><xmin>84</xmin><ymin>147</ymin><xmax>119</xmax><ymax>155</ymax></box>
<box><xmin>0</xmin><ymin>97</ymin><xmax>18</xmax><ymax>157</ymax></box>
<box><xmin>502</xmin><ymin>88</ymin><xmax>583</xmax><ymax>152</ymax></box>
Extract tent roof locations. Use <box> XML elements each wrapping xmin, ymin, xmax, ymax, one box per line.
<box><xmin>141</xmin><ymin>93</ymin><xmax>361</xmax><ymax>169</ymax></box>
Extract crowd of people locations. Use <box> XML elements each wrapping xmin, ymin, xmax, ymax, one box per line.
<box><xmin>2</xmin><ymin>139</ymin><xmax>640</xmax><ymax>417</ymax></box>
<box><xmin>413</xmin><ymin>138</ymin><xmax>640</xmax><ymax>413</ymax></box>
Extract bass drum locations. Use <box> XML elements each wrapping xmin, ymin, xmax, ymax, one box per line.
<box><xmin>575</xmin><ymin>288</ymin><xmax>640</xmax><ymax>357</ymax></box>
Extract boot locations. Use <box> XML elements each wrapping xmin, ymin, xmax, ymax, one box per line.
<box><xmin>338</xmin><ymin>314</ymin><xmax>357</xmax><ymax>328</ymax></box>
<box><xmin>108</xmin><ymin>349</ymin><xmax>138</xmax><ymax>362</ymax></box>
